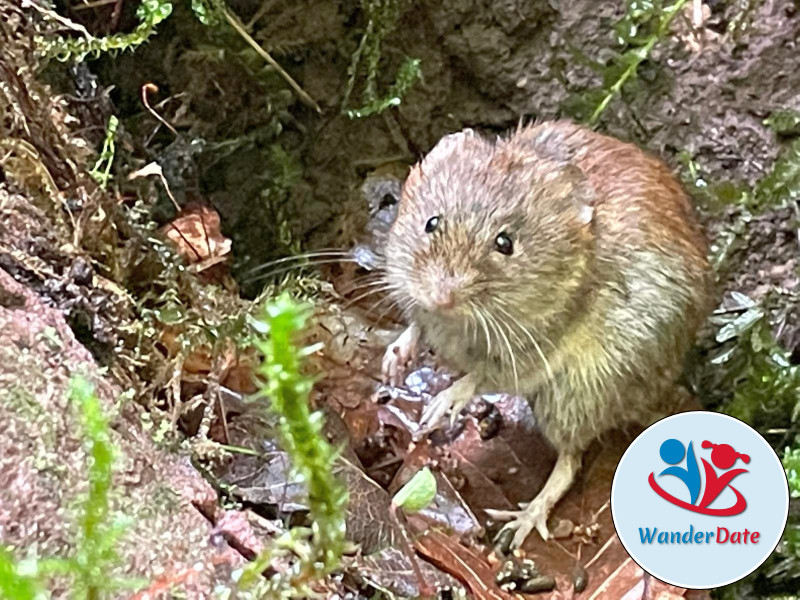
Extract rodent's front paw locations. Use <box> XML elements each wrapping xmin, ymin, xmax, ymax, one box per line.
<box><xmin>419</xmin><ymin>387</ymin><xmax>455</xmax><ymax>431</ymax></box>
<box><xmin>487</xmin><ymin>500</ymin><xmax>551</xmax><ymax>549</ymax></box>
<box><xmin>381</xmin><ymin>335</ymin><xmax>417</xmax><ymax>387</ymax></box>
<box><xmin>419</xmin><ymin>373</ymin><xmax>477</xmax><ymax>432</ymax></box>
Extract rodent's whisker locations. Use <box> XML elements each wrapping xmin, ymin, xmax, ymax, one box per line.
<box><xmin>244</xmin><ymin>249</ymin><xmax>354</xmax><ymax>275</ymax></box>
<box><xmin>484</xmin><ymin>306</ymin><xmax>520</xmax><ymax>394</ymax></box>
<box><xmin>471</xmin><ymin>303</ymin><xmax>494</xmax><ymax>360</ymax></box>
<box><xmin>246</xmin><ymin>257</ymin><xmax>359</xmax><ymax>284</ymax></box>
<box><xmin>494</xmin><ymin>303</ymin><xmax>559</xmax><ymax>399</ymax></box>
<box><xmin>336</xmin><ymin>275</ymin><xmax>387</xmax><ymax>295</ymax></box>
<box><xmin>342</xmin><ymin>284</ymin><xmax>397</xmax><ymax>310</ymax></box>
<box><xmin>366</xmin><ymin>294</ymin><xmax>413</xmax><ymax>324</ymax></box>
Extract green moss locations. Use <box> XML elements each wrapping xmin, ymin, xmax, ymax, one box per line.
<box><xmin>784</xmin><ymin>446</ymin><xmax>800</xmax><ymax>499</ymax></box>
<box><xmin>0</xmin><ymin>377</ymin><xmax>136</xmax><ymax>599</ymax></box>
<box><xmin>0</xmin><ymin>549</ymin><xmax>45</xmax><ymax>600</ymax></box>
<box><xmin>345</xmin><ymin>57</ymin><xmax>422</xmax><ymax>119</ymax></box>
<box><xmin>765</xmin><ymin>109</ymin><xmax>800</xmax><ymax>136</ymax></box>
<box><xmin>563</xmin><ymin>0</ymin><xmax>689</xmax><ymax>124</ymax></box>
<box><xmin>36</xmin><ymin>0</ymin><xmax>172</xmax><ymax>62</ymax></box>
<box><xmin>88</xmin><ymin>116</ymin><xmax>119</xmax><ymax>189</ymax></box>
<box><xmin>69</xmin><ymin>376</ymin><xmax>127</xmax><ymax>598</ymax></box>
<box><xmin>342</xmin><ymin>0</ymin><xmax>421</xmax><ymax>119</ymax></box>
<box><xmin>237</xmin><ymin>294</ymin><xmax>347</xmax><ymax>597</ymax></box>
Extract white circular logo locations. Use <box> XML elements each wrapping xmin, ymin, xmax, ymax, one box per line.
<box><xmin>611</xmin><ymin>411</ymin><xmax>789</xmax><ymax>589</ymax></box>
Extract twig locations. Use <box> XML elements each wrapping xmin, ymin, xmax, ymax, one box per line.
<box><xmin>72</xmin><ymin>0</ymin><xmax>118</xmax><ymax>10</ymax></box>
<box><xmin>221</xmin><ymin>6</ymin><xmax>322</xmax><ymax>114</ymax></box>
<box><xmin>141</xmin><ymin>83</ymin><xmax>178</xmax><ymax>137</ymax></box>
<box><xmin>23</xmin><ymin>0</ymin><xmax>92</xmax><ymax>37</ymax></box>
<box><xmin>244</xmin><ymin>0</ymin><xmax>278</xmax><ymax>31</ymax></box>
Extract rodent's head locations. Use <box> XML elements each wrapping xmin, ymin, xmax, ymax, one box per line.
<box><xmin>384</xmin><ymin>126</ymin><xmax>595</xmax><ymax>329</ymax></box>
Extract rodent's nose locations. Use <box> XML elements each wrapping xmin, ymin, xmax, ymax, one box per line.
<box><xmin>431</xmin><ymin>287</ymin><xmax>456</xmax><ymax>309</ymax></box>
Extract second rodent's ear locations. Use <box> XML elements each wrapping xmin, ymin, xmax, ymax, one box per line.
<box><xmin>404</xmin><ymin>129</ymin><xmax>484</xmax><ymax>198</ymax></box>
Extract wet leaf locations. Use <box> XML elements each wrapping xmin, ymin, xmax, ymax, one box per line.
<box><xmin>392</xmin><ymin>467</ymin><xmax>437</xmax><ymax>513</ymax></box>
<box><xmin>162</xmin><ymin>204</ymin><xmax>232</xmax><ymax>270</ymax></box>
<box><xmin>413</xmin><ymin>528</ymin><xmax>516</xmax><ymax>600</ymax></box>
<box><xmin>715</xmin><ymin>307</ymin><xmax>765</xmax><ymax>343</ymax></box>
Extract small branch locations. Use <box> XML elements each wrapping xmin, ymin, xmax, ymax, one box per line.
<box><xmin>221</xmin><ymin>7</ymin><xmax>322</xmax><ymax>114</ymax></box>
<box><xmin>23</xmin><ymin>0</ymin><xmax>92</xmax><ymax>37</ymax></box>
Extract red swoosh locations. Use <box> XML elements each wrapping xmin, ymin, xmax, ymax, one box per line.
<box><xmin>648</xmin><ymin>472</ymin><xmax>747</xmax><ymax>516</ymax></box>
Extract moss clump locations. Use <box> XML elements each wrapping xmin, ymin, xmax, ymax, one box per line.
<box><xmin>237</xmin><ymin>293</ymin><xmax>347</xmax><ymax>597</ymax></box>
<box><xmin>36</xmin><ymin>0</ymin><xmax>173</xmax><ymax>62</ymax></box>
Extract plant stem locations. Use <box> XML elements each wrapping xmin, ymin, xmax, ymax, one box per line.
<box><xmin>221</xmin><ymin>7</ymin><xmax>322</xmax><ymax>114</ymax></box>
<box><xmin>589</xmin><ymin>0</ymin><xmax>689</xmax><ymax>126</ymax></box>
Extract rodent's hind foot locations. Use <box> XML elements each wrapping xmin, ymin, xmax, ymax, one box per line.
<box><xmin>381</xmin><ymin>323</ymin><xmax>420</xmax><ymax>387</ymax></box>
<box><xmin>487</xmin><ymin>499</ymin><xmax>552</xmax><ymax>549</ymax></box>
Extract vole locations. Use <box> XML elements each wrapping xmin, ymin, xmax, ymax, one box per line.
<box><xmin>380</xmin><ymin>121</ymin><xmax>712</xmax><ymax>549</ymax></box>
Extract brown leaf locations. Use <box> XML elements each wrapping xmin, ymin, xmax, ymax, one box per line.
<box><xmin>441</xmin><ymin>395</ymin><xmax>556</xmax><ymax>516</ymax></box>
<box><xmin>413</xmin><ymin>528</ymin><xmax>519</xmax><ymax>600</ymax></box>
<box><xmin>162</xmin><ymin>204</ymin><xmax>231</xmax><ymax>269</ymax></box>
<box><xmin>512</xmin><ymin>429</ymin><xmax>701</xmax><ymax>598</ymax></box>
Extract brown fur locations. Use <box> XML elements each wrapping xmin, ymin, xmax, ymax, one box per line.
<box><xmin>383</xmin><ymin>121</ymin><xmax>712</xmax><ymax>453</ymax></box>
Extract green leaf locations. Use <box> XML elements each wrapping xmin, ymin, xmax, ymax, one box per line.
<box><xmin>392</xmin><ymin>467</ymin><xmax>437</xmax><ymax>513</ymax></box>
<box><xmin>0</xmin><ymin>550</ymin><xmax>43</xmax><ymax>600</ymax></box>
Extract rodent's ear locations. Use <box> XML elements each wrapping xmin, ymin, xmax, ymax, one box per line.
<box><xmin>544</xmin><ymin>164</ymin><xmax>595</xmax><ymax>226</ymax></box>
<box><xmin>510</xmin><ymin>121</ymin><xmax>583</xmax><ymax>165</ymax></box>
<box><xmin>404</xmin><ymin>129</ymin><xmax>484</xmax><ymax>198</ymax></box>
<box><xmin>424</xmin><ymin>128</ymin><xmax>482</xmax><ymax>162</ymax></box>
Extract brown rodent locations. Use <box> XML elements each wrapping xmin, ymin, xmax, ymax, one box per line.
<box><xmin>380</xmin><ymin>120</ymin><xmax>712</xmax><ymax>548</ymax></box>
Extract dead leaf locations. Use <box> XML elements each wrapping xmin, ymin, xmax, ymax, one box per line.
<box><xmin>162</xmin><ymin>203</ymin><xmax>231</xmax><ymax>270</ymax></box>
<box><xmin>413</xmin><ymin>527</ymin><xmax>519</xmax><ymax>600</ymax></box>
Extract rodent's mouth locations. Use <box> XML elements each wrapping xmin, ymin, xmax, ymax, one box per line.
<box><xmin>416</xmin><ymin>300</ymin><xmax>469</xmax><ymax>321</ymax></box>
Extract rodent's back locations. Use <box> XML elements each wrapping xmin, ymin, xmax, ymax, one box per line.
<box><xmin>505</xmin><ymin>122</ymin><xmax>712</xmax><ymax>447</ymax></box>
<box><xmin>509</xmin><ymin>122</ymin><xmax>709</xmax><ymax>287</ymax></box>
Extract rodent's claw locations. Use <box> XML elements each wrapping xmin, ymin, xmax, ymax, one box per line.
<box><xmin>381</xmin><ymin>324</ymin><xmax>420</xmax><ymax>387</ymax></box>
<box><xmin>487</xmin><ymin>501</ymin><xmax>551</xmax><ymax>549</ymax></box>
<box><xmin>381</xmin><ymin>346</ymin><xmax>405</xmax><ymax>387</ymax></box>
<box><xmin>419</xmin><ymin>373</ymin><xmax>478</xmax><ymax>433</ymax></box>
<box><xmin>419</xmin><ymin>390</ymin><xmax>453</xmax><ymax>431</ymax></box>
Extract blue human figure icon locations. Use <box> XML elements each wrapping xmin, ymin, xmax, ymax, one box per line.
<box><xmin>658</xmin><ymin>438</ymin><xmax>701</xmax><ymax>505</ymax></box>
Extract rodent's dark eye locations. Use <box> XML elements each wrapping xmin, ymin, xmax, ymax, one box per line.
<box><xmin>379</xmin><ymin>193</ymin><xmax>397</xmax><ymax>209</ymax></box>
<box><xmin>425</xmin><ymin>216</ymin><xmax>440</xmax><ymax>234</ymax></box>
<box><xmin>494</xmin><ymin>232</ymin><xmax>514</xmax><ymax>256</ymax></box>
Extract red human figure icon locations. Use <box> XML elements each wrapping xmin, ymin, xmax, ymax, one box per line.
<box><xmin>697</xmin><ymin>441</ymin><xmax>750</xmax><ymax>513</ymax></box>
